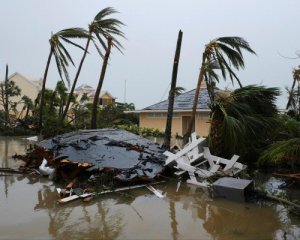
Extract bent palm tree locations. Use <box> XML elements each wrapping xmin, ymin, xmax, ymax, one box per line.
<box><xmin>39</xmin><ymin>28</ymin><xmax>89</xmax><ymax>130</ymax></box>
<box><xmin>90</xmin><ymin>10</ymin><xmax>125</xmax><ymax>129</ymax></box>
<box><xmin>62</xmin><ymin>7</ymin><xmax>125</xmax><ymax>122</ymax></box>
<box><xmin>184</xmin><ymin>37</ymin><xmax>256</xmax><ymax>142</ymax></box>
<box><xmin>209</xmin><ymin>85</ymin><xmax>280</xmax><ymax>163</ymax></box>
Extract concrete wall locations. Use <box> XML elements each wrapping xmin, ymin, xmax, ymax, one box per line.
<box><xmin>139</xmin><ymin>111</ymin><xmax>211</xmax><ymax>137</ymax></box>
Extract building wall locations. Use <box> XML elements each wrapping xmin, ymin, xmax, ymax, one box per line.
<box><xmin>100</xmin><ymin>92</ymin><xmax>115</xmax><ymax>106</ymax></box>
<box><xmin>0</xmin><ymin>73</ymin><xmax>40</xmax><ymax>118</ymax></box>
<box><xmin>139</xmin><ymin>111</ymin><xmax>211</xmax><ymax>137</ymax></box>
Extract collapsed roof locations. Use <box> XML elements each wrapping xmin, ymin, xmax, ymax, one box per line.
<box><xmin>37</xmin><ymin>129</ymin><xmax>167</xmax><ymax>181</ymax></box>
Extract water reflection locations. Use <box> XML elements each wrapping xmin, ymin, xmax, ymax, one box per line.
<box><xmin>0</xmin><ymin>137</ymin><xmax>300</xmax><ymax>240</ymax></box>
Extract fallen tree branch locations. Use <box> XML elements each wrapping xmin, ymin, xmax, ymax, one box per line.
<box><xmin>273</xmin><ymin>172</ymin><xmax>300</xmax><ymax>180</ymax></box>
<box><xmin>0</xmin><ymin>168</ymin><xmax>24</xmax><ymax>174</ymax></box>
<box><xmin>265</xmin><ymin>193</ymin><xmax>300</xmax><ymax>209</ymax></box>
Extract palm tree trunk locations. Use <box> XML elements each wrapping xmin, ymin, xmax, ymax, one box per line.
<box><xmin>24</xmin><ymin>106</ymin><xmax>30</xmax><ymax>121</ymax></box>
<box><xmin>61</xmin><ymin>37</ymin><xmax>91</xmax><ymax>121</ymax></box>
<box><xmin>39</xmin><ymin>48</ymin><xmax>53</xmax><ymax>131</ymax></box>
<box><xmin>286</xmin><ymin>77</ymin><xmax>297</xmax><ymax>110</ymax></box>
<box><xmin>59</xmin><ymin>98</ymin><xmax>64</xmax><ymax>117</ymax></box>
<box><xmin>183</xmin><ymin>53</ymin><xmax>206</xmax><ymax>144</ymax></box>
<box><xmin>91</xmin><ymin>38</ymin><xmax>112</xmax><ymax>129</ymax></box>
<box><xmin>4</xmin><ymin>64</ymin><xmax>9</xmax><ymax>126</ymax></box>
<box><xmin>163</xmin><ymin>30</ymin><xmax>183</xmax><ymax>149</ymax></box>
<box><xmin>298</xmin><ymin>80</ymin><xmax>300</xmax><ymax>119</ymax></box>
<box><xmin>49</xmin><ymin>90</ymin><xmax>56</xmax><ymax>114</ymax></box>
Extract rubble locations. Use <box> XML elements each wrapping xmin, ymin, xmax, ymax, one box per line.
<box><xmin>21</xmin><ymin>129</ymin><xmax>167</xmax><ymax>183</ymax></box>
<box><xmin>163</xmin><ymin>133</ymin><xmax>247</xmax><ymax>187</ymax></box>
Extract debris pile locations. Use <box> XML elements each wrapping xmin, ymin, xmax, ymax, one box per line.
<box><xmin>163</xmin><ymin>133</ymin><xmax>247</xmax><ymax>188</ymax></box>
<box><xmin>20</xmin><ymin>129</ymin><xmax>167</xmax><ymax>183</ymax></box>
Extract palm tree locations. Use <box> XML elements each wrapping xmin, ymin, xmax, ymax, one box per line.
<box><xmin>286</xmin><ymin>67</ymin><xmax>300</xmax><ymax>117</ymax></box>
<box><xmin>184</xmin><ymin>37</ymin><xmax>256</xmax><ymax>143</ymax></box>
<box><xmin>208</xmin><ymin>85</ymin><xmax>280</xmax><ymax>163</ymax></box>
<box><xmin>39</xmin><ymin>28</ymin><xmax>89</xmax><ymax>130</ymax></box>
<box><xmin>174</xmin><ymin>86</ymin><xmax>185</xmax><ymax>96</ymax></box>
<box><xmin>90</xmin><ymin>11</ymin><xmax>125</xmax><ymax>129</ymax></box>
<box><xmin>258</xmin><ymin>115</ymin><xmax>300</xmax><ymax>168</ymax></box>
<box><xmin>90</xmin><ymin>37</ymin><xmax>113</xmax><ymax>129</ymax></box>
<box><xmin>55</xmin><ymin>81</ymin><xmax>68</xmax><ymax>117</ymax></box>
<box><xmin>61</xmin><ymin>7</ymin><xmax>125</xmax><ymax>122</ymax></box>
<box><xmin>21</xmin><ymin>95</ymin><xmax>33</xmax><ymax>120</ymax></box>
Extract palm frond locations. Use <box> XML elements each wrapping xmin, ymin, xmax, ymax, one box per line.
<box><xmin>89</xmin><ymin>8</ymin><xmax>126</xmax><ymax>54</ymax></box>
<box><xmin>58</xmin><ymin>41</ymin><xmax>75</xmax><ymax>66</ymax></box>
<box><xmin>92</xmin><ymin>38</ymin><xmax>104</xmax><ymax>58</ymax></box>
<box><xmin>217</xmin><ymin>43</ymin><xmax>245</xmax><ymax>69</ymax></box>
<box><xmin>216</xmin><ymin>51</ymin><xmax>242</xmax><ymax>87</ymax></box>
<box><xmin>209</xmin><ymin>85</ymin><xmax>280</xmax><ymax>162</ymax></box>
<box><xmin>60</xmin><ymin>37</ymin><xmax>88</xmax><ymax>51</ymax></box>
<box><xmin>53</xmin><ymin>49</ymin><xmax>64</xmax><ymax>82</ymax></box>
<box><xmin>94</xmin><ymin>7</ymin><xmax>119</xmax><ymax>20</ymax></box>
<box><xmin>57</xmin><ymin>28</ymin><xmax>90</xmax><ymax>39</ymax></box>
<box><xmin>216</xmin><ymin>36</ymin><xmax>256</xmax><ymax>55</ymax></box>
<box><xmin>258</xmin><ymin>138</ymin><xmax>300</xmax><ymax>166</ymax></box>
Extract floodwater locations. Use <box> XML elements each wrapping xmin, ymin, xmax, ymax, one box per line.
<box><xmin>0</xmin><ymin>137</ymin><xmax>300</xmax><ymax>240</ymax></box>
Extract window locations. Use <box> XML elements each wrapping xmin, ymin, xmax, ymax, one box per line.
<box><xmin>198</xmin><ymin>112</ymin><xmax>210</xmax><ymax>120</ymax></box>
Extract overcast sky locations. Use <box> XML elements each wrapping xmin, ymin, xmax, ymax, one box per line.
<box><xmin>0</xmin><ymin>0</ymin><xmax>299</xmax><ymax>109</ymax></box>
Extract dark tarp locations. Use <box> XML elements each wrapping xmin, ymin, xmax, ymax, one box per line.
<box><xmin>37</xmin><ymin>129</ymin><xmax>166</xmax><ymax>181</ymax></box>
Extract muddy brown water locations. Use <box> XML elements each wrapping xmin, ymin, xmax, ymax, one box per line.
<box><xmin>0</xmin><ymin>137</ymin><xmax>299</xmax><ymax>240</ymax></box>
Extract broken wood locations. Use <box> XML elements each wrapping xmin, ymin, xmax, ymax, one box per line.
<box><xmin>266</xmin><ymin>193</ymin><xmax>300</xmax><ymax>209</ymax></box>
<box><xmin>65</xmin><ymin>177</ymin><xmax>78</xmax><ymax>190</ymax></box>
<box><xmin>273</xmin><ymin>172</ymin><xmax>300</xmax><ymax>180</ymax></box>
<box><xmin>0</xmin><ymin>168</ymin><xmax>24</xmax><ymax>174</ymax></box>
<box><xmin>146</xmin><ymin>185</ymin><xmax>165</xmax><ymax>198</ymax></box>
<box><xmin>58</xmin><ymin>181</ymin><xmax>166</xmax><ymax>204</ymax></box>
<box><xmin>83</xmin><ymin>195</ymin><xmax>94</xmax><ymax>202</ymax></box>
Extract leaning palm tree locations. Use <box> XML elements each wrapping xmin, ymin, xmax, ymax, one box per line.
<box><xmin>39</xmin><ymin>28</ymin><xmax>89</xmax><ymax>130</ymax></box>
<box><xmin>184</xmin><ymin>37</ymin><xmax>256</xmax><ymax>142</ymax></box>
<box><xmin>61</xmin><ymin>7</ymin><xmax>125</xmax><ymax>122</ymax></box>
<box><xmin>90</xmin><ymin>10</ymin><xmax>125</xmax><ymax>129</ymax></box>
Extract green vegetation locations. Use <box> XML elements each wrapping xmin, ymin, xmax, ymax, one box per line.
<box><xmin>258</xmin><ymin>115</ymin><xmax>300</xmax><ymax>168</ymax></box>
<box><xmin>184</xmin><ymin>37</ymin><xmax>256</xmax><ymax>143</ymax></box>
<box><xmin>208</xmin><ymin>85</ymin><xmax>280</xmax><ymax>165</ymax></box>
<box><xmin>60</xmin><ymin>7</ymin><xmax>125</xmax><ymax>129</ymax></box>
<box><xmin>39</xmin><ymin>28</ymin><xmax>90</xmax><ymax>130</ymax></box>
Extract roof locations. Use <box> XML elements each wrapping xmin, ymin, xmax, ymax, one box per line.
<box><xmin>88</xmin><ymin>91</ymin><xmax>116</xmax><ymax>99</ymax></box>
<box><xmin>75</xmin><ymin>84</ymin><xmax>94</xmax><ymax>91</ymax></box>
<box><xmin>2</xmin><ymin>72</ymin><xmax>42</xmax><ymax>90</ymax></box>
<box><xmin>143</xmin><ymin>88</ymin><xmax>211</xmax><ymax>111</ymax></box>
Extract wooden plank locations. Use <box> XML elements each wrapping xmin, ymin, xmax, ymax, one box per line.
<box><xmin>146</xmin><ymin>185</ymin><xmax>164</xmax><ymax>198</ymax></box>
<box><xmin>58</xmin><ymin>181</ymin><xmax>166</xmax><ymax>204</ymax></box>
<box><xmin>164</xmin><ymin>137</ymin><xmax>206</xmax><ymax>165</ymax></box>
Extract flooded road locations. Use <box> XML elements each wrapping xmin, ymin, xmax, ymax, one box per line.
<box><xmin>0</xmin><ymin>137</ymin><xmax>299</xmax><ymax>240</ymax></box>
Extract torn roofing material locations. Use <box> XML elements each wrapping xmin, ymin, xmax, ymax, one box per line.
<box><xmin>37</xmin><ymin>129</ymin><xmax>167</xmax><ymax>181</ymax></box>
